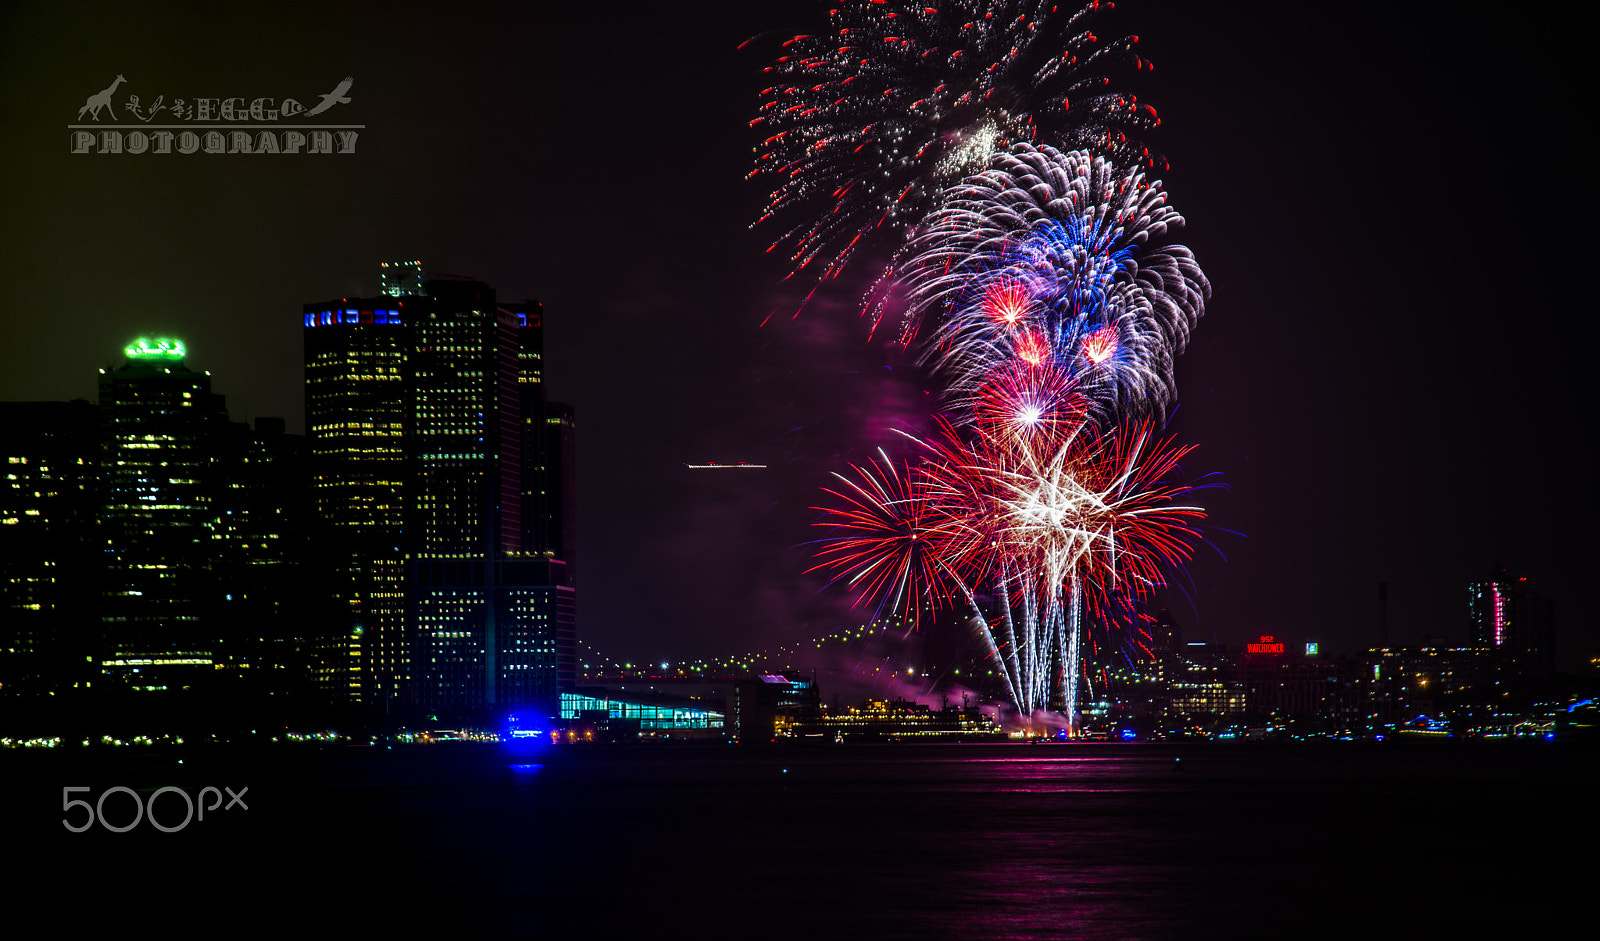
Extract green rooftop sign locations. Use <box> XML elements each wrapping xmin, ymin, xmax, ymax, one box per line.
<box><xmin>125</xmin><ymin>338</ymin><xmax>185</xmax><ymax>359</ymax></box>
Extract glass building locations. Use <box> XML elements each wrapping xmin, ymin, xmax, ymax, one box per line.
<box><xmin>560</xmin><ymin>691</ymin><xmax>724</xmax><ymax>730</ymax></box>
<box><xmin>412</xmin><ymin>278</ymin><xmax>573</xmax><ymax>716</ymax></box>
<box><xmin>303</xmin><ymin>297</ymin><xmax>411</xmax><ymax>705</ymax></box>
<box><xmin>305</xmin><ymin>265</ymin><xmax>576</xmax><ymax>716</ymax></box>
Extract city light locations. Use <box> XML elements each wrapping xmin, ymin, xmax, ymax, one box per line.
<box><xmin>123</xmin><ymin>338</ymin><xmax>185</xmax><ymax>359</ymax></box>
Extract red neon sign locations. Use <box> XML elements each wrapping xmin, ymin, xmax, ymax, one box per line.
<box><xmin>1246</xmin><ymin>634</ymin><xmax>1285</xmax><ymax>655</ymax></box>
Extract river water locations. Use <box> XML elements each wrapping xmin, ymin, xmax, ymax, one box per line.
<box><xmin>10</xmin><ymin>741</ymin><xmax>1593</xmax><ymax>938</ymax></box>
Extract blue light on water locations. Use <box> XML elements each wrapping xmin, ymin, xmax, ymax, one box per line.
<box><xmin>508</xmin><ymin>763</ymin><xmax>544</xmax><ymax>774</ymax></box>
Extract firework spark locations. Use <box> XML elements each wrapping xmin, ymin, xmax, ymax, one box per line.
<box><xmin>812</xmin><ymin>412</ymin><xmax>1207</xmax><ymax>722</ymax></box>
<box><xmin>899</xmin><ymin>143</ymin><xmax>1209</xmax><ymax>421</ymax></box>
<box><xmin>750</xmin><ymin>1</ymin><xmax>1161</xmax><ymax>297</ymax></box>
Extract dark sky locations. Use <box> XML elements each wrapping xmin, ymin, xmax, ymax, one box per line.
<box><xmin>0</xmin><ymin>2</ymin><xmax>1583</xmax><ymax>666</ymax></box>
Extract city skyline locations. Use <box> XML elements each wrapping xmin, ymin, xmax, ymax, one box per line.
<box><xmin>4</xmin><ymin>7</ymin><xmax>1592</xmax><ymax>936</ymax></box>
<box><xmin>0</xmin><ymin>1</ymin><xmax>1582</xmax><ymax>666</ymax></box>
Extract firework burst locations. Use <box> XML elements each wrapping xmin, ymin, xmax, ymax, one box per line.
<box><xmin>812</xmin><ymin>411</ymin><xmax>1207</xmax><ymax>721</ymax></box>
<box><xmin>761</xmin><ymin>7</ymin><xmax>1220</xmax><ymax>729</ymax></box>
<box><xmin>900</xmin><ymin>143</ymin><xmax>1209</xmax><ymax>421</ymax></box>
<box><xmin>806</xmin><ymin>448</ymin><xmax>953</xmax><ymax>630</ymax></box>
<box><xmin>750</xmin><ymin>1</ymin><xmax>1161</xmax><ymax>297</ymax></box>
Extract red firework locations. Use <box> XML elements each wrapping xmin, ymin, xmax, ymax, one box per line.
<box><xmin>979</xmin><ymin>275</ymin><xmax>1034</xmax><ymax>327</ymax></box>
<box><xmin>1014</xmin><ymin>330</ymin><xmax>1050</xmax><ymax>366</ymax></box>
<box><xmin>811</xmin><ymin>414</ymin><xmax>1207</xmax><ymax>630</ymax></box>
<box><xmin>1081</xmin><ymin>325</ymin><xmax>1118</xmax><ymax>364</ymax></box>
<box><xmin>806</xmin><ymin>449</ymin><xmax>957</xmax><ymax>628</ymax></box>
<box><xmin>971</xmin><ymin>359</ymin><xmax>1089</xmax><ymax>442</ymax></box>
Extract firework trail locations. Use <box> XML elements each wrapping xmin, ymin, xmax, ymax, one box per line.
<box><xmin>749</xmin><ymin>1</ymin><xmax>1160</xmax><ymax>300</ymax></box>
<box><xmin>897</xmin><ymin>142</ymin><xmax>1209</xmax><ymax>422</ymax></box>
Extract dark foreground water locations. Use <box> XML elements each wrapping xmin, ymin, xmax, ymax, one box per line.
<box><xmin>7</xmin><ymin>742</ymin><xmax>1595</xmax><ymax>938</ymax></box>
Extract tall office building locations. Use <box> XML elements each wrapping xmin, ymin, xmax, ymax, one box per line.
<box><xmin>539</xmin><ymin>401</ymin><xmax>578</xmax><ymax>690</ymax></box>
<box><xmin>97</xmin><ymin>339</ymin><xmax>226</xmax><ymax>689</ymax></box>
<box><xmin>6</xmin><ymin>344</ymin><xmax>305</xmax><ymax>695</ymax></box>
<box><xmin>1467</xmin><ymin>567</ymin><xmax>1554</xmax><ymax>678</ymax></box>
<box><xmin>303</xmin><ymin>297</ymin><xmax>412</xmax><ymax>705</ymax></box>
<box><xmin>412</xmin><ymin>277</ymin><xmax>572</xmax><ymax>716</ymax></box>
<box><xmin>212</xmin><ymin>417</ymin><xmax>313</xmax><ymax>679</ymax></box>
<box><xmin>510</xmin><ymin>300</ymin><xmax>578</xmax><ymax>691</ymax></box>
<box><xmin>303</xmin><ymin>265</ymin><xmax>576</xmax><ymax>716</ymax></box>
<box><xmin>0</xmin><ymin>400</ymin><xmax>100</xmax><ymax>692</ymax></box>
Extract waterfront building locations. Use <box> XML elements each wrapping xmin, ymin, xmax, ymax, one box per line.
<box><xmin>1360</xmin><ymin>644</ymin><xmax>1492</xmax><ymax>727</ymax></box>
<box><xmin>796</xmin><ymin>698</ymin><xmax>1004</xmax><ymax>742</ymax></box>
<box><xmin>1166</xmin><ymin>641</ymin><xmax>1246</xmax><ymax>723</ymax></box>
<box><xmin>410</xmin><ymin>277</ymin><xmax>572</xmax><ymax>717</ymax></box>
<box><xmin>211</xmin><ymin>417</ymin><xmax>313</xmax><ymax>681</ymax></box>
<box><xmin>303</xmin><ymin>295</ymin><xmax>412</xmax><ymax>704</ymax></box>
<box><xmin>305</xmin><ymin>265</ymin><xmax>575</xmax><ymax>717</ymax></box>
<box><xmin>731</xmin><ymin>673</ymin><xmax>818</xmax><ymax>744</ymax></box>
<box><xmin>97</xmin><ymin>339</ymin><xmax>227</xmax><ymax>690</ymax></box>
<box><xmin>559</xmin><ymin>688</ymin><xmax>724</xmax><ymax>740</ymax></box>
<box><xmin>0</xmin><ymin>400</ymin><xmax>100</xmax><ymax>693</ymax></box>
<box><xmin>1468</xmin><ymin>567</ymin><xmax>1554</xmax><ymax>678</ymax></box>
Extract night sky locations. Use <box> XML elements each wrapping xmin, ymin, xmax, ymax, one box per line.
<box><xmin>0</xmin><ymin>2</ymin><xmax>1582</xmax><ymax>666</ymax></box>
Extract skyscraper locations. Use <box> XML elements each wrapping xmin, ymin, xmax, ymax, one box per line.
<box><xmin>412</xmin><ymin>277</ymin><xmax>572</xmax><ymax>716</ymax></box>
<box><xmin>97</xmin><ymin>339</ymin><xmax>225</xmax><ymax>690</ymax></box>
<box><xmin>1467</xmin><ymin>567</ymin><xmax>1554</xmax><ymax>678</ymax></box>
<box><xmin>303</xmin><ymin>265</ymin><xmax>576</xmax><ymax>717</ymax></box>
<box><xmin>512</xmin><ymin>300</ymin><xmax>578</xmax><ymax>694</ymax></box>
<box><xmin>539</xmin><ymin>401</ymin><xmax>578</xmax><ymax>691</ymax></box>
<box><xmin>212</xmin><ymin>417</ymin><xmax>313</xmax><ymax>682</ymax></box>
<box><xmin>303</xmin><ymin>298</ymin><xmax>411</xmax><ymax>705</ymax></box>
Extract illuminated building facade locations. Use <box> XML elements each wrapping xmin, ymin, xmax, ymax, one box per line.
<box><xmin>303</xmin><ymin>266</ymin><xmax>576</xmax><ymax>716</ymax></box>
<box><xmin>793</xmin><ymin>698</ymin><xmax>1002</xmax><ymax>742</ymax></box>
<box><xmin>731</xmin><ymin>674</ymin><xmax>819</xmax><ymax>744</ymax></box>
<box><xmin>1167</xmin><ymin>642</ymin><xmax>1246</xmax><ymax>720</ymax></box>
<box><xmin>560</xmin><ymin>690</ymin><xmax>724</xmax><ymax>732</ymax></box>
<box><xmin>97</xmin><ymin>340</ymin><xmax>225</xmax><ymax>689</ymax></box>
<box><xmin>1241</xmin><ymin>635</ymin><xmax>1348</xmax><ymax>722</ymax></box>
<box><xmin>411</xmin><ymin>278</ymin><xmax>574</xmax><ymax>716</ymax></box>
<box><xmin>1362</xmin><ymin>644</ymin><xmax>1491</xmax><ymax>725</ymax></box>
<box><xmin>303</xmin><ymin>297</ymin><xmax>411</xmax><ymax>704</ymax></box>
<box><xmin>0</xmin><ymin>400</ymin><xmax>100</xmax><ymax>692</ymax></box>
<box><xmin>1468</xmin><ymin>567</ymin><xmax>1554</xmax><ymax>678</ymax></box>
